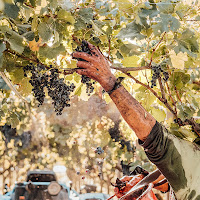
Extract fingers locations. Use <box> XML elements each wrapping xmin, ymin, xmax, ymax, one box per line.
<box><xmin>72</xmin><ymin>52</ymin><xmax>95</xmax><ymax>62</ymax></box>
<box><xmin>76</xmin><ymin>69</ymin><xmax>89</xmax><ymax>76</ymax></box>
<box><xmin>88</xmin><ymin>42</ymin><xmax>101</xmax><ymax>56</ymax></box>
<box><xmin>77</xmin><ymin>61</ymin><xmax>93</xmax><ymax>69</ymax></box>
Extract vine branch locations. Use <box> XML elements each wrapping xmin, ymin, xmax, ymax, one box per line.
<box><xmin>0</xmin><ymin>72</ymin><xmax>32</xmax><ymax>117</ymax></box>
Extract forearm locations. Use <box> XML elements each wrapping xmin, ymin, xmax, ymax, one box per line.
<box><xmin>109</xmin><ymin>85</ymin><xmax>156</xmax><ymax>141</ymax></box>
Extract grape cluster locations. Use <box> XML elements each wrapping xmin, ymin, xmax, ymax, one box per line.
<box><xmin>23</xmin><ymin>63</ymin><xmax>75</xmax><ymax>115</ymax></box>
<box><xmin>81</xmin><ymin>75</ymin><xmax>95</xmax><ymax>96</ymax></box>
<box><xmin>151</xmin><ymin>65</ymin><xmax>169</xmax><ymax>88</ymax></box>
<box><xmin>163</xmin><ymin>71</ymin><xmax>169</xmax><ymax>82</ymax></box>
<box><xmin>75</xmin><ymin>41</ymin><xmax>95</xmax><ymax>96</ymax></box>
<box><xmin>94</xmin><ymin>146</ymin><xmax>104</xmax><ymax>155</ymax></box>
<box><xmin>23</xmin><ymin>63</ymin><xmax>47</xmax><ymax>106</ymax></box>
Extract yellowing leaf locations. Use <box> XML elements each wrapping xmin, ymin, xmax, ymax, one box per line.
<box><xmin>150</xmin><ymin>107</ymin><xmax>166</xmax><ymax>122</ymax></box>
<box><xmin>169</xmin><ymin>50</ymin><xmax>188</xmax><ymax>69</ymax></box>
<box><xmin>18</xmin><ymin>78</ymin><xmax>33</xmax><ymax>96</ymax></box>
<box><xmin>122</xmin><ymin>55</ymin><xmax>140</xmax><ymax>68</ymax></box>
<box><xmin>29</xmin><ymin>37</ymin><xmax>43</xmax><ymax>52</ymax></box>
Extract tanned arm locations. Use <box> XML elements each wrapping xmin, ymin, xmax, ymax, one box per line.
<box><xmin>72</xmin><ymin>42</ymin><xmax>156</xmax><ymax>141</ymax></box>
<box><xmin>109</xmin><ymin>86</ymin><xmax>156</xmax><ymax>141</ymax></box>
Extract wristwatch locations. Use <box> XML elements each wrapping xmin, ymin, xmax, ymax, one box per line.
<box><xmin>107</xmin><ymin>77</ymin><xmax>125</xmax><ymax>95</ymax></box>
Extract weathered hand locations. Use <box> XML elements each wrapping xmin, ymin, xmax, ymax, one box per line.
<box><xmin>72</xmin><ymin>42</ymin><xmax>116</xmax><ymax>92</ymax></box>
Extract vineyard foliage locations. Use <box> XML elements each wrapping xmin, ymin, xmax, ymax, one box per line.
<box><xmin>0</xmin><ymin>0</ymin><xmax>199</xmax><ymax>189</ymax></box>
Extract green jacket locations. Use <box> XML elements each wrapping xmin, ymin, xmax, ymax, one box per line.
<box><xmin>139</xmin><ymin>121</ymin><xmax>200</xmax><ymax>200</ymax></box>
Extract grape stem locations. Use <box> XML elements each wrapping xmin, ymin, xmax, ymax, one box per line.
<box><xmin>165</xmin><ymin>82</ymin><xmax>178</xmax><ymax>115</ymax></box>
<box><xmin>148</xmin><ymin>32</ymin><xmax>166</xmax><ymax>67</ymax></box>
<box><xmin>158</xmin><ymin>76</ymin><xmax>166</xmax><ymax>100</ymax></box>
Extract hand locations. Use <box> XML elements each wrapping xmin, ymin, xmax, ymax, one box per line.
<box><xmin>72</xmin><ymin>42</ymin><xmax>116</xmax><ymax>92</ymax></box>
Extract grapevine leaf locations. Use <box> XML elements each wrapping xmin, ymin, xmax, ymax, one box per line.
<box><xmin>78</xmin><ymin>8</ymin><xmax>94</xmax><ymax>23</ymax></box>
<box><xmin>74</xmin><ymin>17</ymin><xmax>86</xmax><ymax>30</ymax></box>
<box><xmin>150</xmin><ymin>107</ymin><xmax>166</xmax><ymax>122</ymax></box>
<box><xmin>157</xmin><ymin>2</ymin><xmax>174</xmax><ymax>14</ymax></box>
<box><xmin>177</xmin><ymin>127</ymin><xmax>197</xmax><ymax>142</ymax></box>
<box><xmin>23</xmin><ymin>31</ymin><xmax>35</xmax><ymax>41</ymax></box>
<box><xmin>30</xmin><ymin>0</ymin><xmax>36</xmax><ymax>7</ymax></box>
<box><xmin>122</xmin><ymin>55</ymin><xmax>140</xmax><ymax>68</ymax></box>
<box><xmin>39</xmin><ymin>44</ymin><xmax>65</xmax><ymax>59</ymax></box>
<box><xmin>59</xmin><ymin>0</ymin><xmax>74</xmax><ymax>10</ymax></box>
<box><xmin>74</xmin><ymin>84</ymin><xmax>82</xmax><ymax>96</ymax></box>
<box><xmin>117</xmin><ymin>21</ymin><xmax>146</xmax><ymax>40</ymax></box>
<box><xmin>57</xmin><ymin>10</ymin><xmax>75</xmax><ymax>24</ymax></box>
<box><xmin>7</xmin><ymin>36</ymin><xmax>24</xmax><ymax>54</ymax></box>
<box><xmin>29</xmin><ymin>38</ymin><xmax>43</xmax><ymax>52</ymax></box>
<box><xmin>152</xmin><ymin>14</ymin><xmax>180</xmax><ymax>36</ymax></box>
<box><xmin>18</xmin><ymin>78</ymin><xmax>33</xmax><ymax>96</ymax></box>
<box><xmin>90</xmin><ymin>21</ymin><xmax>105</xmax><ymax>35</ymax></box>
<box><xmin>38</xmin><ymin>22</ymin><xmax>52</xmax><ymax>42</ymax></box>
<box><xmin>169</xmin><ymin>50</ymin><xmax>188</xmax><ymax>70</ymax></box>
<box><xmin>10</xmin><ymin>112</ymin><xmax>20</xmax><ymax>128</ymax></box>
<box><xmin>67</xmin><ymin>60</ymin><xmax>77</xmax><ymax>69</ymax></box>
<box><xmin>4</xmin><ymin>3</ymin><xmax>19</xmax><ymax>19</ymax></box>
<box><xmin>0</xmin><ymin>41</ymin><xmax>6</xmax><ymax>56</ymax></box>
<box><xmin>179</xmin><ymin>29</ymin><xmax>199</xmax><ymax>53</ymax></box>
<box><xmin>0</xmin><ymin>26</ymin><xmax>25</xmax><ymax>54</ymax></box>
<box><xmin>0</xmin><ymin>76</ymin><xmax>10</xmax><ymax>90</ymax></box>
<box><xmin>178</xmin><ymin>104</ymin><xmax>196</xmax><ymax>121</ymax></box>
<box><xmin>119</xmin><ymin>43</ymin><xmax>141</xmax><ymax>56</ymax></box>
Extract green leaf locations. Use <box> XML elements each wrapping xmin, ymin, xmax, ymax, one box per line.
<box><xmin>122</xmin><ymin>55</ymin><xmax>140</xmax><ymax>67</ymax></box>
<box><xmin>57</xmin><ymin>10</ymin><xmax>75</xmax><ymax>24</ymax></box>
<box><xmin>179</xmin><ymin>29</ymin><xmax>199</xmax><ymax>53</ymax></box>
<box><xmin>39</xmin><ymin>44</ymin><xmax>65</xmax><ymax>59</ymax></box>
<box><xmin>152</xmin><ymin>14</ymin><xmax>180</xmax><ymax>36</ymax></box>
<box><xmin>0</xmin><ymin>26</ymin><xmax>25</xmax><ymax>54</ymax></box>
<box><xmin>30</xmin><ymin>0</ymin><xmax>36</xmax><ymax>7</ymax></box>
<box><xmin>4</xmin><ymin>3</ymin><xmax>19</xmax><ymax>19</ymax></box>
<box><xmin>10</xmin><ymin>112</ymin><xmax>20</xmax><ymax>128</ymax></box>
<box><xmin>0</xmin><ymin>41</ymin><xmax>6</xmax><ymax>57</ymax></box>
<box><xmin>23</xmin><ymin>31</ymin><xmax>35</xmax><ymax>41</ymax></box>
<box><xmin>177</xmin><ymin>127</ymin><xmax>197</xmax><ymax>142</ymax></box>
<box><xmin>74</xmin><ymin>84</ymin><xmax>82</xmax><ymax>96</ymax></box>
<box><xmin>178</xmin><ymin>104</ymin><xmax>196</xmax><ymax>121</ymax></box>
<box><xmin>117</xmin><ymin>21</ymin><xmax>146</xmax><ymax>40</ymax></box>
<box><xmin>120</xmin><ymin>43</ymin><xmax>141</xmax><ymax>56</ymax></box>
<box><xmin>78</xmin><ymin>8</ymin><xmax>94</xmax><ymax>23</ymax></box>
<box><xmin>0</xmin><ymin>76</ymin><xmax>10</xmax><ymax>90</ymax></box>
<box><xmin>38</xmin><ymin>22</ymin><xmax>52</xmax><ymax>42</ymax></box>
<box><xmin>157</xmin><ymin>2</ymin><xmax>174</xmax><ymax>14</ymax></box>
<box><xmin>150</xmin><ymin>107</ymin><xmax>166</xmax><ymax>122</ymax></box>
<box><xmin>8</xmin><ymin>35</ymin><xmax>24</xmax><ymax>54</ymax></box>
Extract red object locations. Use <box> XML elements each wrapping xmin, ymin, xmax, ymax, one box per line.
<box><xmin>114</xmin><ymin>175</ymin><xmax>157</xmax><ymax>200</ymax></box>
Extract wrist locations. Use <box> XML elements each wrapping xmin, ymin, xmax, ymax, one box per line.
<box><xmin>107</xmin><ymin>77</ymin><xmax>125</xmax><ymax>95</ymax></box>
<box><xmin>102</xmin><ymin>75</ymin><xmax>117</xmax><ymax>92</ymax></box>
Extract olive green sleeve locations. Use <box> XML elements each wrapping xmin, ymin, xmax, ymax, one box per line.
<box><xmin>139</xmin><ymin>121</ymin><xmax>200</xmax><ymax>200</ymax></box>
